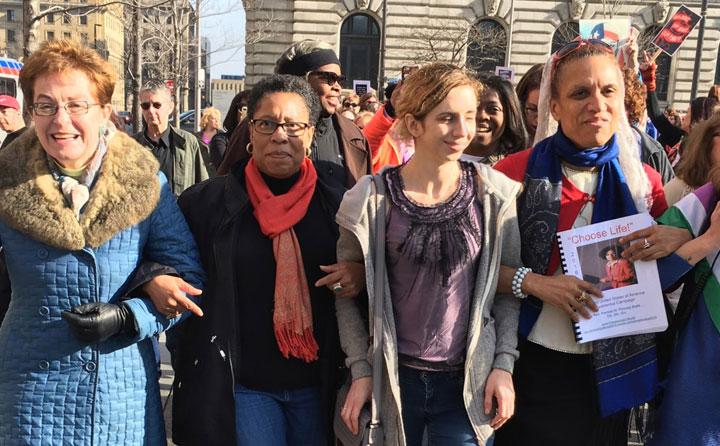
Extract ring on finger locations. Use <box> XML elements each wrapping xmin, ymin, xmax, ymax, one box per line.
<box><xmin>643</xmin><ymin>238</ymin><xmax>651</xmax><ymax>249</ymax></box>
<box><xmin>575</xmin><ymin>291</ymin><xmax>588</xmax><ymax>304</ymax></box>
<box><xmin>332</xmin><ymin>282</ymin><xmax>343</xmax><ymax>293</ymax></box>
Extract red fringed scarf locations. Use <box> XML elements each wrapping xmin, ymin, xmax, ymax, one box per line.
<box><xmin>245</xmin><ymin>157</ymin><xmax>319</xmax><ymax>362</ymax></box>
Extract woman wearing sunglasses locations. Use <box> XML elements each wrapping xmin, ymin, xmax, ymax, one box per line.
<box><xmin>216</xmin><ymin>40</ymin><xmax>372</xmax><ymax>190</ymax></box>
<box><xmin>492</xmin><ymin>39</ymin><xmax>668</xmax><ymax>446</ymax></box>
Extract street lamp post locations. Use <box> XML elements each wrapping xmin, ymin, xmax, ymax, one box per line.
<box><xmin>690</xmin><ymin>0</ymin><xmax>708</xmax><ymax>101</ymax></box>
<box><xmin>194</xmin><ymin>0</ymin><xmax>201</xmax><ymax>133</ymax></box>
<box><xmin>377</xmin><ymin>0</ymin><xmax>388</xmax><ymax>100</ymax></box>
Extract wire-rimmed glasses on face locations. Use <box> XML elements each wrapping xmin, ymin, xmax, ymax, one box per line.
<box><xmin>32</xmin><ymin>101</ymin><xmax>101</xmax><ymax>116</ymax></box>
<box><xmin>309</xmin><ymin>71</ymin><xmax>346</xmax><ymax>87</ymax></box>
<box><xmin>250</xmin><ymin>119</ymin><xmax>311</xmax><ymax>137</ymax></box>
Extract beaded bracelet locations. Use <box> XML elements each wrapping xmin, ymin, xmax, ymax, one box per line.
<box><xmin>512</xmin><ymin>267</ymin><xmax>531</xmax><ymax>299</ymax></box>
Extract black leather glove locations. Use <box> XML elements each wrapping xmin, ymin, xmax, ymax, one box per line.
<box><xmin>62</xmin><ymin>302</ymin><xmax>138</xmax><ymax>344</ymax></box>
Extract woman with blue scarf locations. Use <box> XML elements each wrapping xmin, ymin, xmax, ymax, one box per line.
<box><xmin>492</xmin><ymin>39</ymin><xmax>668</xmax><ymax>445</ymax></box>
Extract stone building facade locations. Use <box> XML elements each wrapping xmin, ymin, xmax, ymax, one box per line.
<box><xmin>245</xmin><ymin>0</ymin><xmax>720</xmax><ymax>107</ymax></box>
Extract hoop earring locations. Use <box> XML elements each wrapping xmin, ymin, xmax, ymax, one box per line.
<box><xmin>305</xmin><ymin>147</ymin><xmax>312</xmax><ymax>158</ymax></box>
<box><xmin>246</xmin><ymin>143</ymin><xmax>253</xmax><ymax>154</ymax></box>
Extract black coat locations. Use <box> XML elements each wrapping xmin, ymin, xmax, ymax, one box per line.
<box><xmin>171</xmin><ymin>160</ymin><xmax>346</xmax><ymax>446</ymax></box>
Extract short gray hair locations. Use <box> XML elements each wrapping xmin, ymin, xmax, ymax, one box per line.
<box><xmin>140</xmin><ymin>79</ymin><xmax>173</xmax><ymax>102</ymax></box>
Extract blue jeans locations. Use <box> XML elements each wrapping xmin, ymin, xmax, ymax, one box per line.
<box><xmin>234</xmin><ymin>384</ymin><xmax>325</xmax><ymax>446</ymax></box>
<box><xmin>399</xmin><ymin>366</ymin><xmax>478</xmax><ymax>446</ymax></box>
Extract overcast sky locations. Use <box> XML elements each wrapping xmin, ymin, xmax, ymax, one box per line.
<box><xmin>200</xmin><ymin>1</ymin><xmax>246</xmax><ymax>78</ymax></box>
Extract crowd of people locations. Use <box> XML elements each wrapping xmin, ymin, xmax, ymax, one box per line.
<box><xmin>0</xmin><ymin>35</ymin><xmax>718</xmax><ymax>446</ymax></box>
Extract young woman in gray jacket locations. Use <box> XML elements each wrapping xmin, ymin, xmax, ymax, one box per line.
<box><xmin>333</xmin><ymin>63</ymin><xmax>523</xmax><ymax>445</ymax></box>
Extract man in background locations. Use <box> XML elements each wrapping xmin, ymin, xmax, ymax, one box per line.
<box><xmin>0</xmin><ymin>95</ymin><xmax>26</xmax><ymax>149</ymax></box>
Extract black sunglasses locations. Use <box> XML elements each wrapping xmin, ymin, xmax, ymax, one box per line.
<box><xmin>310</xmin><ymin>71</ymin><xmax>346</xmax><ymax>87</ymax></box>
<box><xmin>140</xmin><ymin>102</ymin><xmax>163</xmax><ymax>110</ymax></box>
<box><xmin>343</xmin><ymin>102</ymin><xmax>358</xmax><ymax>108</ymax></box>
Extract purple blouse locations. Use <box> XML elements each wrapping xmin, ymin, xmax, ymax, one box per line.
<box><xmin>384</xmin><ymin>162</ymin><xmax>483</xmax><ymax>366</ymax></box>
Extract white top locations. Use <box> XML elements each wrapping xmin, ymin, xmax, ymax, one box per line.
<box><xmin>528</xmin><ymin>166</ymin><xmax>598</xmax><ymax>354</ymax></box>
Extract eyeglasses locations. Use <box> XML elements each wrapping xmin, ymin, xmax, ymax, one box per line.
<box><xmin>140</xmin><ymin>102</ymin><xmax>163</xmax><ymax>110</ymax></box>
<box><xmin>32</xmin><ymin>101</ymin><xmax>101</xmax><ymax>116</ymax></box>
<box><xmin>250</xmin><ymin>119</ymin><xmax>311</xmax><ymax>136</ymax></box>
<box><xmin>553</xmin><ymin>38</ymin><xmax>614</xmax><ymax>72</ymax></box>
<box><xmin>343</xmin><ymin>102</ymin><xmax>358</xmax><ymax>108</ymax></box>
<box><xmin>309</xmin><ymin>71</ymin><xmax>346</xmax><ymax>87</ymax></box>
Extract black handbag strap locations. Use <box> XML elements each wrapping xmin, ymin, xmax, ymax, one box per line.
<box><xmin>369</xmin><ymin>174</ymin><xmax>386</xmax><ymax>444</ymax></box>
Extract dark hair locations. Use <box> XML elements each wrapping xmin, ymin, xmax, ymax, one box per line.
<box><xmin>222</xmin><ymin>90</ymin><xmax>250</xmax><ymax>133</ymax></box>
<box><xmin>622</xmin><ymin>68</ymin><xmax>647</xmax><ymax>126</ymax></box>
<box><xmin>247</xmin><ymin>75</ymin><xmax>321</xmax><ymax>125</ymax></box>
<box><xmin>689</xmin><ymin>96</ymin><xmax>718</xmax><ymax>128</ymax></box>
<box><xmin>599</xmin><ymin>245</ymin><xmax>623</xmax><ymax>260</ymax></box>
<box><xmin>675</xmin><ymin>112</ymin><xmax>720</xmax><ymax>189</ymax></box>
<box><xmin>551</xmin><ymin>44</ymin><xmax>617</xmax><ymax>99</ymax></box>
<box><xmin>384</xmin><ymin>81</ymin><xmax>398</xmax><ymax>101</ymax></box>
<box><xmin>481</xmin><ymin>75</ymin><xmax>529</xmax><ymax>155</ymax></box>
<box><xmin>516</xmin><ymin>64</ymin><xmax>543</xmax><ymax>105</ymax></box>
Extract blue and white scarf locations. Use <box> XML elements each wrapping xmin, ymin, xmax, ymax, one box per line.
<box><xmin>517</xmin><ymin>125</ymin><xmax>660</xmax><ymax>417</ymax></box>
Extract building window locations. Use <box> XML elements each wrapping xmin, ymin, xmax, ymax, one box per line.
<box><xmin>6</xmin><ymin>29</ymin><xmax>15</xmax><ymax>43</ymax></box>
<box><xmin>80</xmin><ymin>15</ymin><xmax>87</xmax><ymax>25</ymax></box>
<box><xmin>340</xmin><ymin>13</ymin><xmax>381</xmax><ymax>89</ymax></box>
<box><xmin>47</xmin><ymin>31</ymin><xmax>55</xmax><ymax>41</ymax></box>
<box><xmin>63</xmin><ymin>32</ymin><xmax>71</xmax><ymax>39</ymax></box>
<box><xmin>6</xmin><ymin>9</ymin><xmax>14</xmax><ymax>22</ymax></box>
<box><xmin>551</xmin><ymin>21</ymin><xmax>580</xmax><ymax>54</ymax></box>
<box><xmin>47</xmin><ymin>13</ymin><xmax>54</xmax><ymax>23</ymax></box>
<box><xmin>81</xmin><ymin>33</ymin><xmax>88</xmax><ymax>43</ymax></box>
<box><xmin>466</xmin><ymin>19</ymin><xmax>507</xmax><ymax>76</ymax></box>
<box><xmin>63</xmin><ymin>14</ymin><xmax>71</xmax><ymax>24</ymax></box>
<box><xmin>639</xmin><ymin>25</ymin><xmax>671</xmax><ymax>102</ymax></box>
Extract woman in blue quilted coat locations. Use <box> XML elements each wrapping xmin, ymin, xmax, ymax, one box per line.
<box><xmin>0</xmin><ymin>40</ymin><xmax>205</xmax><ymax>445</ymax></box>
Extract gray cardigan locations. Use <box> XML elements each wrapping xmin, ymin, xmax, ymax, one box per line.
<box><xmin>335</xmin><ymin>162</ymin><xmax>523</xmax><ymax>445</ymax></box>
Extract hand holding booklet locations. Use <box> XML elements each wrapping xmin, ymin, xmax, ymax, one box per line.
<box><xmin>557</xmin><ymin>212</ymin><xmax>668</xmax><ymax>343</ymax></box>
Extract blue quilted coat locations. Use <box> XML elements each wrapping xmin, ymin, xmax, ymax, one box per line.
<box><xmin>0</xmin><ymin>129</ymin><xmax>205</xmax><ymax>446</ymax></box>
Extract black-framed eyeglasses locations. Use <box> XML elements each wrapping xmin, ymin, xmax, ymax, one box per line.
<box><xmin>343</xmin><ymin>102</ymin><xmax>358</xmax><ymax>108</ymax></box>
<box><xmin>140</xmin><ymin>102</ymin><xmax>163</xmax><ymax>110</ymax></box>
<box><xmin>309</xmin><ymin>71</ymin><xmax>346</xmax><ymax>87</ymax></box>
<box><xmin>250</xmin><ymin>119</ymin><xmax>311</xmax><ymax>136</ymax></box>
<box><xmin>32</xmin><ymin>101</ymin><xmax>101</xmax><ymax>116</ymax></box>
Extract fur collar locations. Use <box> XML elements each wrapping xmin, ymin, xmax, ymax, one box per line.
<box><xmin>0</xmin><ymin>128</ymin><xmax>161</xmax><ymax>250</ymax></box>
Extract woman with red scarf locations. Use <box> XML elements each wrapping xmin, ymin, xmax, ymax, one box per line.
<box><xmin>168</xmin><ymin>74</ymin><xmax>363</xmax><ymax>446</ymax></box>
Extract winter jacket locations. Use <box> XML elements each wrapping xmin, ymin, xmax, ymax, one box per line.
<box><xmin>634</xmin><ymin>127</ymin><xmax>675</xmax><ymax>185</ymax></box>
<box><xmin>133</xmin><ymin>125</ymin><xmax>212</xmax><ymax>197</ymax></box>
<box><xmin>0</xmin><ymin>129</ymin><xmax>205</xmax><ymax>446</ymax></box>
<box><xmin>334</xmin><ymin>163</ymin><xmax>523</xmax><ymax>445</ymax></box>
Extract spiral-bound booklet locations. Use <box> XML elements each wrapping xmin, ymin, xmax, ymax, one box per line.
<box><xmin>557</xmin><ymin>212</ymin><xmax>668</xmax><ymax>343</ymax></box>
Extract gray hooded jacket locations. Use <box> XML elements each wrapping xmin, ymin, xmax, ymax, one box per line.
<box><xmin>335</xmin><ymin>163</ymin><xmax>523</xmax><ymax>445</ymax></box>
